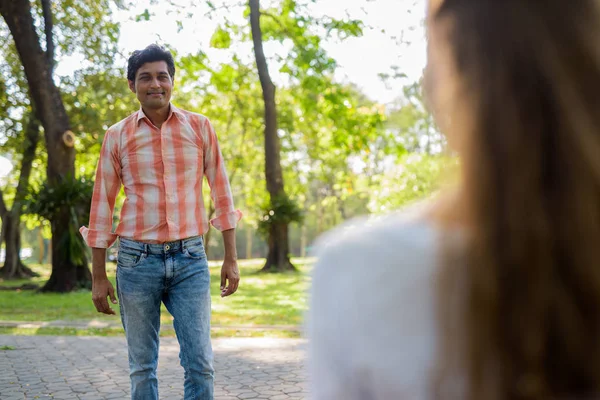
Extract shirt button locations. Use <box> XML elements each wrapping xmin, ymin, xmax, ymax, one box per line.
<box><xmin>164</xmin><ymin>244</ymin><xmax>171</xmax><ymax>251</ymax></box>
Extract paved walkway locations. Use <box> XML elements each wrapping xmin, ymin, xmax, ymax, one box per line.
<box><xmin>0</xmin><ymin>335</ymin><xmax>308</xmax><ymax>400</ymax></box>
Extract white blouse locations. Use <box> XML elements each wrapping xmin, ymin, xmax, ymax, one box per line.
<box><xmin>308</xmin><ymin>210</ymin><xmax>441</xmax><ymax>399</ymax></box>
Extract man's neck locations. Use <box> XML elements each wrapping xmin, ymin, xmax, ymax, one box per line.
<box><xmin>142</xmin><ymin>104</ymin><xmax>170</xmax><ymax>128</ymax></box>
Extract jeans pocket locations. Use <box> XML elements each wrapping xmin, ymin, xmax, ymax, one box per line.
<box><xmin>183</xmin><ymin>241</ymin><xmax>206</xmax><ymax>260</ymax></box>
<box><xmin>117</xmin><ymin>246</ymin><xmax>146</xmax><ymax>268</ymax></box>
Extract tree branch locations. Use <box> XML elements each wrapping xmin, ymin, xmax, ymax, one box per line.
<box><xmin>40</xmin><ymin>0</ymin><xmax>55</xmax><ymax>72</ymax></box>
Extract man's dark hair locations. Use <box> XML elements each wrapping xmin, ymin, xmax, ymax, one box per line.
<box><xmin>127</xmin><ymin>44</ymin><xmax>175</xmax><ymax>81</ymax></box>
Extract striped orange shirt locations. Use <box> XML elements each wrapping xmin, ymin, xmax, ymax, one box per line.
<box><xmin>80</xmin><ymin>104</ymin><xmax>242</xmax><ymax>248</ymax></box>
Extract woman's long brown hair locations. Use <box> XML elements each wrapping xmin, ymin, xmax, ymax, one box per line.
<box><xmin>430</xmin><ymin>1</ymin><xmax>600</xmax><ymax>399</ymax></box>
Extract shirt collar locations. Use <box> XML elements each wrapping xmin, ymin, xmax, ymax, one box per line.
<box><xmin>136</xmin><ymin>103</ymin><xmax>183</xmax><ymax>126</ymax></box>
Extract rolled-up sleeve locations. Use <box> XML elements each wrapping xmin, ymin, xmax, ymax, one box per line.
<box><xmin>79</xmin><ymin>128</ymin><xmax>122</xmax><ymax>248</ymax></box>
<box><xmin>202</xmin><ymin>118</ymin><xmax>242</xmax><ymax>231</ymax></box>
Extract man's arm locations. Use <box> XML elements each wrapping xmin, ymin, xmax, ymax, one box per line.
<box><xmin>220</xmin><ymin>228</ymin><xmax>240</xmax><ymax>297</ymax></box>
<box><xmin>91</xmin><ymin>248</ymin><xmax>117</xmax><ymax>315</ymax></box>
<box><xmin>201</xmin><ymin>117</ymin><xmax>243</xmax><ymax>297</ymax></box>
<box><xmin>80</xmin><ymin>128</ymin><xmax>121</xmax><ymax>248</ymax></box>
<box><xmin>202</xmin><ymin>118</ymin><xmax>243</xmax><ymax>231</ymax></box>
<box><xmin>82</xmin><ymin>128</ymin><xmax>122</xmax><ymax>314</ymax></box>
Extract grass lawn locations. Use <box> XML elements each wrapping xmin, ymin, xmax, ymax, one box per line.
<box><xmin>0</xmin><ymin>258</ymin><xmax>313</xmax><ymax>335</ymax></box>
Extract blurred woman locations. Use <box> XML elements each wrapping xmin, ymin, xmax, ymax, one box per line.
<box><xmin>308</xmin><ymin>0</ymin><xmax>600</xmax><ymax>399</ymax></box>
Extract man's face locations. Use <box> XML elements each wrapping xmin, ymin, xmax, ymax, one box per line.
<box><xmin>128</xmin><ymin>61</ymin><xmax>173</xmax><ymax>110</ymax></box>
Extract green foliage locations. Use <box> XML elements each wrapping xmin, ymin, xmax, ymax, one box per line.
<box><xmin>386</xmin><ymin>79</ymin><xmax>446</xmax><ymax>154</ymax></box>
<box><xmin>25</xmin><ymin>177</ymin><xmax>93</xmax><ymax>222</ymax></box>
<box><xmin>322</xmin><ymin>18</ymin><xmax>364</xmax><ymax>39</ymax></box>
<box><xmin>25</xmin><ymin>176</ymin><xmax>94</xmax><ymax>265</ymax></box>
<box><xmin>253</xmin><ymin>0</ymin><xmax>363</xmax><ymax>86</ymax></box>
<box><xmin>258</xmin><ymin>194</ymin><xmax>304</xmax><ymax>239</ymax></box>
<box><xmin>210</xmin><ymin>25</ymin><xmax>232</xmax><ymax>49</ymax></box>
<box><xmin>368</xmin><ymin>153</ymin><xmax>457</xmax><ymax>214</ymax></box>
<box><xmin>51</xmin><ymin>0</ymin><xmax>120</xmax><ymax>67</ymax></box>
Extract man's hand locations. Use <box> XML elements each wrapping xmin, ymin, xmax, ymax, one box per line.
<box><xmin>220</xmin><ymin>259</ymin><xmax>240</xmax><ymax>297</ymax></box>
<box><xmin>92</xmin><ymin>277</ymin><xmax>118</xmax><ymax>315</ymax></box>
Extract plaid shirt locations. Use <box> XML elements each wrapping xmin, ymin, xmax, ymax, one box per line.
<box><xmin>80</xmin><ymin>104</ymin><xmax>242</xmax><ymax>248</ymax></box>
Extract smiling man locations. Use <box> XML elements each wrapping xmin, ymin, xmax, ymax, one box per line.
<box><xmin>80</xmin><ymin>44</ymin><xmax>242</xmax><ymax>400</ymax></box>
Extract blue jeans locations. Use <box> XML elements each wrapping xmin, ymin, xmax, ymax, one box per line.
<box><xmin>116</xmin><ymin>236</ymin><xmax>213</xmax><ymax>400</ymax></box>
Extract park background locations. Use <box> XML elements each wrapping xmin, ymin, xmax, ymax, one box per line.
<box><xmin>0</xmin><ymin>0</ymin><xmax>449</xmax><ymax>337</ymax></box>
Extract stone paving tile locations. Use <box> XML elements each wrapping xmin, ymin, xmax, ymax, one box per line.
<box><xmin>0</xmin><ymin>335</ymin><xmax>307</xmax><ymax>399</ymax></box>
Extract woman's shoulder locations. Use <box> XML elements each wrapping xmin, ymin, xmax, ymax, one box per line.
<box><xmin>313</xmin><ymin>204</ymin><xmax>440</xmax><ymax>270</ymax></box>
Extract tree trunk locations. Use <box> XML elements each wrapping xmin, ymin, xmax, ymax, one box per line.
<box><xmin>41</xmin><ymin>207</ymin><xmax>92</xmax><ymax>292</ymax></box>
<box><xmin>1</xmin><ymin>213</ymin><xmax>22</xmax><ymax>278</ymax></box>
<box><xmin>0</xmin><ymin>114</ymin><xmax>40</xmax><ymax>279</ymax></box>
<box><xmin>0</xmin><ymin>0</ymin><xmax>91</xmax><ymax>291</ymax></box>
<box><xmin>0</xmin><ymin>212</ymin><xmax>37</xmax><ymax>279</ymax></box>
<box><xmin>263</xmin><ymin>222</ymin><xmax>294</xmax><ymax>272</ymax></box>
<box><xmin>249</xmin><ymin>0</ymin><xmax>295</xmax><ymax>272</ymax></box>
